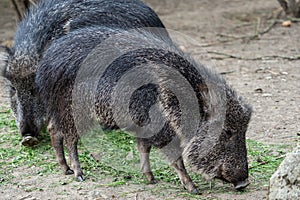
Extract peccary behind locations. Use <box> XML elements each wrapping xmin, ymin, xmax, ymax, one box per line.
<box><xmin>0</xmin><ymin>0</ymin><xmax>168</xmax><ymax>146</ymax></box>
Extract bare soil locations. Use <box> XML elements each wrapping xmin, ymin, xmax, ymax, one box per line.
<box><xmin>0</xmin><ymin>0</ymin><xmax>299</xmax><ymax>199</ymax></box>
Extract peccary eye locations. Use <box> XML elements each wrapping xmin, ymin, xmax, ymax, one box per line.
<box><xmin>30</xmin><ymin>89</ymin><xmax>35</xmax><ymax>95</ymax></box>
<box><xmin>225</xmin><ymin>130</ymin><xmax>233</xmax><ymax>138</ymax></box>
<box><xmin>9</xmin><ymin>86</ymin><xmax>16</xmax><ymax>96</ymax></box>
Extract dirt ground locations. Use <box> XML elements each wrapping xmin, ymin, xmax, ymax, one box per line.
<box><xmin>0</xmin><ymin>0</ymin><xmax>299</xmax><ymax>199</ymax></box>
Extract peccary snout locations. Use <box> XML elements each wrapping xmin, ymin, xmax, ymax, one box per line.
<box><xmin>18</xmin><ymin>118</ymin><xmax>39</xmax><ymax>146</ymax></box>
<box><xmin>217</xmin><ymin>161</ymin><xmax>249</xmax><ymax>190</ymax></box>
<box><xmin>8</xmin><ymin>81</ymin><xmax>46</xmax><ymax>146</ymax></box>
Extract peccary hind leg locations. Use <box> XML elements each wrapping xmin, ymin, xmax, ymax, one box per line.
<box><xmin>137</xmin><ymin>138</ymin><xmax>156</xmax><ymax>184</ymax></box>
<box><xmin>49</xmin><ymin>131</ymin><xmax>74</xmax><ymax>175</ymax></box>
<box><xmin>65</xmin><ymin>138</ymin><xmax>84</xmax><ymax>182</ymax></box>
<box><xmin>172</xmin><ymin>157</ymin><xmax>199</xmax><ymax>194</ymax></box>
<box><xmin>49</xmin><ymin>123</ymin><xmax>84</xmax><ymax>181</ymax></box>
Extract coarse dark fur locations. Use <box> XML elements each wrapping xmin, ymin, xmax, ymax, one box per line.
<box><xmin>36</xmin><ymin>26</ymin><xmax>252</xmax><ymax>193</ymax></box>
<box><xmin>0</xmin><ymin>0</ymin><xmax>168</xmax><ymax>146</ymax></box>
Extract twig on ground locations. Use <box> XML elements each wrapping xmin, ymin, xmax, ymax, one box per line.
<box><xmin>288</xmin><ymin>17</ymin><xmax>300</xmax><ymax>22</ymax></box>
<box><xmin>217</xmin><ymin>33</ymin><xmax>249</xmax><ymax>40</ymax></box>
<box><xmin>19</xmin><ymin>195</ymin><xmax>33</xmax><ymax>200</ymax></box>
<box><xmin>217</xmin><ymin>10</ymin><xmax>284</xmax><ymax>41</ymax></box>
<box><xmin>220</xmin><ymin>70</ymin><xmax>236</xmax><ymax>75</ymax></box>
<box><xmin>10</xmin><ymin>0</ymin><xmax>22</xmax><ymax>21</ymax></box>
<box><xmin>202</xmin><ymin>15</ymin><xmax>288</xmax><ymax>47</ymax></box>
<box><xmin>207</xmin><ymin>51</ymin><xmax>300</xmax><ymax>61</ymax></box>
<box><xmin>258</xmin><ymin>19</ymin><xmax>278</xmax><ymax>36</ymax></box>
<box><xmin>233</xmin><ymin>22</ymin><xmax>254</xmax><ymax>29</ymax></box>
<box><xmin>218</xmin><ymin>19</ymin><xmax>279</xmax><ymax>41</ymax></box>
<box><xmin>255</xmin><ymin>17</ymin><xmax>262</xmax><ymax>37</ymax></box>
<box><xmin>198</xmin><ymin>39</ymin><xmax>236</xmax><ymax>47</ymax></box>
<box><xmin>249</xmin><ymin>155</ymin><xmax>286</xmax><ymax>169</ymax></box>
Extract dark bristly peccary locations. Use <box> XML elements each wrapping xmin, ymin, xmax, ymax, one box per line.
<box><xmin>0</xmin><ymin>0</ymin><xmax>252</xmax><ymax>194</ymax></box>
<box><xmin>0</xmin><ymin>0</ymin><xmax>167</xmax><ymax>146</ymax></box>
<box><xmin>36</xmin><ymin>26</ymin><xmax>252</xmax><ymax>193</ymax></box>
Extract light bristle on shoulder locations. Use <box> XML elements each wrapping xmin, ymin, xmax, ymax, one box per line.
<box><xmin>0</xmin><ymin>46</ymin><xmax>10</xmax><ymax>77</ymax></box>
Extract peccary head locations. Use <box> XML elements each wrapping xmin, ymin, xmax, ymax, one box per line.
<box><xmin>184</xmin><ymin>88</ymin><xmax>252</xmax><ymax>190</ymax></box>
<box><xmin>0</xmin><ymin>47</ymin><xmax>46</xmax><ymax>140</ymax></box>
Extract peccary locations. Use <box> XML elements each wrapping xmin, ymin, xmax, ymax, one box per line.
<box><xmin>0</xmin><ymin>0</ymin><xmax>167</xmax><ymax>146</ymax></box>
<box><xmin>36</xmin><ymin>26</ymin><xmax>252</xmax><ymax>193</ymax></box>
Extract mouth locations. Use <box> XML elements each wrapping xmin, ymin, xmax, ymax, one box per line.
<box><xmin>215</xmin><ymin>174</ymin><xmax>250</xmax><ymax>190</ymax></box>
<box><xmin>234</xmin><ymin>179</ymin><xmax>250</xmax><ymax>190</ymax></box>
<box><xmin>215</xmin><ymin>164</ymin><xmax>250</xmax><ymax>190</ymax></box>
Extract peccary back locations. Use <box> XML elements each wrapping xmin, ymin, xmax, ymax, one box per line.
<box><xmin>14</xmin><ymin>0</ymin><xmax>167</xmax><ymax>57</ymax></box>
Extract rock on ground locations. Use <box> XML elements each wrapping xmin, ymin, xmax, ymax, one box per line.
<box><xmin>268</xmin><ymin>146</ymin><xmax>300</xmax><ymax>200</ymax></box>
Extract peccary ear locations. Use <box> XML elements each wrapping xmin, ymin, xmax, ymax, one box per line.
<box><xmin>0</xmin><ymin>45</ymin><xmax>11</xmax><ymax>78</ymax></box>
<box><xmin>238</xmin><ymin>96</ymin><xmax>253</xmax><ymax>116</ymax></box>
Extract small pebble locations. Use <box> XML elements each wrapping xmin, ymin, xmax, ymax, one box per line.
<box><xmin>124</xmin><ymin>175</ymin><xmax>132</xmax><ymax>180</ymax></box>
<box><xmin>282</xmin><ymin>20</ymin><xmax>292</xmax><ymax>27</ymax></box>
<box><xmin>262</xmin><ymin>93</ymin><xmax>272</xmax><ymax>97</ymax></box>
<box><xmin>179</xmin><ymin>45</ymin><xmax>186</xmax><ymax>51</ymax></box>
<box><xmin>280</xmin><ymin>71</ymin><xmax>288</xmax><ymax>75</ymax></box>
<box><xmin>254</xmin><ymin>88</ymin><xmax>263</xmax><ymax>93</ymax></box>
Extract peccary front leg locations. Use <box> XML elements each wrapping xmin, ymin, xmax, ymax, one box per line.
<box><xmin>137</xmin><ymin>138</ymin><xmax>156</xmax><ymax>184</ymax></box>
<box><xmin>49</xmin><ymin>128</ymin><xmax>74</xmax><ymax>175</ymax></box>
<box><xmin>65</xmin><ymin>137</ymin><xmax>84</xmax><ymax>182</ymax></box>
<box><xmin>171</xmin><ymin>157</ymin><xmax>199</xmax><ymax>194</ymax></box>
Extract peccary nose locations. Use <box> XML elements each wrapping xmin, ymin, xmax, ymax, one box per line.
<box><xmin>21</xmin><ymin>135</ymin><xmax>39</xmax><ymax>146</ymax></box>
<box><xmin>234</xmin><ymin>178</ymin><xmax>250</xmax><ymax>190</ymax></box>
<box><xmin>20</xmin><ymin>121</ymin><xmax>39</xmax><ymax>146</ymax></box>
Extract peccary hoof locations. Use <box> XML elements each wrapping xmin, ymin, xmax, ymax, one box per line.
<box><xmin>65</xmin><ymin>169</ymin><xmax>74</xmax><ymax>175</ymax></box>
<box><xmin>21</xmin><ymin>135</ymin><xmax>38</xmax><ymax>146</ymax></box>
<box><xmin>185</xmin><ymin>185</ymin><xmax>201</xmax><ymax>195</ymax></box>
<box><xmin>144</xmin><ymin>172</ymin><xmax>156</xmax><ymax>184</ymax></box>
<box><xmin>148</xmin><ymin>179</ymin><xmax>158</xmax><ymax>184</ymax></box>
<box><xmin>76</xmin><ymin>175</ymin><xmax>85</xmax><ymax>182</ymax></box>
<box><xmin>190</xmin><ymin>188</ymin><xmax>200</xmax><ymax>195</ymax></box>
